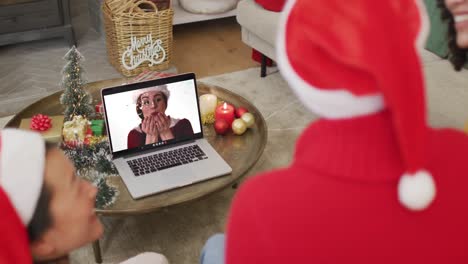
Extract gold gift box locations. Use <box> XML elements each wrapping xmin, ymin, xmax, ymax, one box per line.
<box><xmin>19</xmin><ymin>115</ymin><xmax>65</xmax><ymax>143</ymax></box>
<box><xmin>62</xmin><ymin>115</ymin><xmax>89</xmax><ymax>142</ymax></box>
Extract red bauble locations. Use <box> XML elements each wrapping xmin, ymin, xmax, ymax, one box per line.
<box><xmin>235</xmin><ymin>107</ymin><xmax>249</xmax><ymax>118</ymax></box>
<box><xmin>214</xmin><ymin>119</ymin><xmax>229</xmax><ymax>135</ymax></box>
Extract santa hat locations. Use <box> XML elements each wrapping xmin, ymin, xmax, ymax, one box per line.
<box><xmin>0</xmin><ymin>129</ymin><xmax>45</xmax><ymax>225</ymax></box>
<box><xmin>277</xmin><ymin>0</ymin><xmax>436</xmax><ymax>211</ymax></box>
<box><xmin>132</xmin><ymin>85</ymin><xmax>170</xmax><ymax>104</ymax></box>
<box><xmin>0</xmin><ymin>187</ymin><xmax>33</xmax><ymax>264</ymax></box>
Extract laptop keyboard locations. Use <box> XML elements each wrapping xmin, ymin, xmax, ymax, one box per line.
<box><xmin>127</xmin><ymin>145</ymin><xmax>208</xmax><ymax>177</ymax></box>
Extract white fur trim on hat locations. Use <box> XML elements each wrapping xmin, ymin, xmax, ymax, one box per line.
<box><xmin>132</xmin><ymin>85</ymin><xmax>170</xmax><ymax>104</ymax></box>
<box><xmin>398</xmin><ymin>170</ymin><xmax>436</xmax><ymax>211</ymax></box>
<box><xmin>276</xmin><ymin>0</ymin><xmax>385</xmax><ymax>119</ymax></box>
<box><xmin>0</xmin><ymin>129</ymin><xmax>45</xmax><ymax>226</ymax></box>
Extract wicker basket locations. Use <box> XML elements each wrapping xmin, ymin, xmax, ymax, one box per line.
<box><xmin>103</xmin><ymin>0</ymin><xmax>173</xmax><ymax>77</ymax></box>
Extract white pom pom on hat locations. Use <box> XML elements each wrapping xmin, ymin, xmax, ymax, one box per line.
<box><xmin>398</xmin><ymin>170</ymin><xmax>436</xmax><ymax>211</ymax></box>
<box><xmin>277</xmin><ymin>0</ymin><xmax>436</xmax><ymax>211</ymax></box>
<box><xmin>0</xmin><ymin>129</ymin><xmax>45</xmax><ymax>226</ymax></box>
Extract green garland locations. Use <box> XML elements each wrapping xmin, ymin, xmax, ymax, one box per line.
<box><xmin>60</xmin><ymin>140</ymin><xmax>118</xmax><ymax>209</ymax></box>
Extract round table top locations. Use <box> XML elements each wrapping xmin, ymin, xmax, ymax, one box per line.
<box><xmin>6</xmin><ymin>78</ymin><xmax>267</xmax><ymax>216</ymax></box>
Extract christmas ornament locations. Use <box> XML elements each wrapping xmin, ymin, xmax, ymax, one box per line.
<box><xmin>214</xmin><ymin>119</ymin><xmax>230</xmax><ymax>135</ymax></box>
<box><xmin>95</xmin><ymin>102</ymin><xmax>103</xmax><ymax>113</ymax></box>
<box><xmin>232</xmin><ymin>118</ymin><xmax>247</xmax><ymax>135</ymax></box>
<box><xmin>235</xmin><ymin>107</ymin><xmax>249</xmax><ymax>118</ymax></box>
<box><xmin>241</xmin><ymin>112</ymin><xmax>255</xmax><ymax>128</ymax></box>
<box><xmin>30</xmin><ymin>114</ymin><xmax>52</xmax><ymax>131</ymax></box>
<box><xmin>62</xmin><ymin>115</ymin><xmax>89</xmax><ymax>143</ymax></box>
<box><xmin>59</xmin><ymin>46</ymin><xmax>95</xmax><ymax>121</ymax></box>
<box><xmin>88</xmin><ymin>136</ymin><xmax>107</xmax><ymax>146</ymax></box>
<box><xmin>90</xmin><ymin>120</ymin><xmax>105</xmax><ymax>136</ymax></box>
<box><xmin>215</xmin><ymin>102</ymin><xmax>235</xmax><ymax>126</ymax></box>
<box><xmin>199</xmin><ymin>94</ymin><xmax>218</xmax><ymax>125</ymax></box>
<box><xmin>20</xmin><ymin>115</ymin><xmax>65</xmax><ymax>143</ymax></box>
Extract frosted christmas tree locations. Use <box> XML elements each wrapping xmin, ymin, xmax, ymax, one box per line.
<box><xmin>59</xmin><ymin>46</ymin><xmax>95</xmax><ymax>121</ymax></box>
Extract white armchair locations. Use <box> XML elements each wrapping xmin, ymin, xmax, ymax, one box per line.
<box><xmin>236</xmin><ymin>0</ymin><xmax>281</xmax><ymax>77</ymax></box>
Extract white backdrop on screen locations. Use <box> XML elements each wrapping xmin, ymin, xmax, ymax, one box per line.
<box><xmin>104</xmin><ymin>80</ymin><xmax>202</xmax><ymax>152</ymax></box>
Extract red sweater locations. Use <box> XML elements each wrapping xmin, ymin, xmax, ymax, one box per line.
<box><xmin>226</xmin><ymin>110</ymin><xmax>468</xmax><ymax>263</ymax></box>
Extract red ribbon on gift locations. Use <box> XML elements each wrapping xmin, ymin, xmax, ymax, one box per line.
<box><xmin>30</xmin><ymin>114</ymin><xmax>52</xmax><ymax>132</ymax></box>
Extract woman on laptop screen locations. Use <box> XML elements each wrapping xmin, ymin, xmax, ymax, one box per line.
<box><xmin>127</xmin><ymin>85</ymin><xmax>194</xmax><ymax>149</ymax></box>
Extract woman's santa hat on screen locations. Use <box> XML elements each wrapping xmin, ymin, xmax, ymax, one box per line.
<box><xmin>0</xmin><ymin>128</ymin><xmax>45</xmax><ymax>225</ymax></box>
<box><xmin>277</xmin><ymin>0</ymin><xmax>435</xmax><ymax>211</ymax></box>
<box><xmin>132</xmin><ymin>85</ymin><xmax>170</xmax><ymax>104</ymax></box>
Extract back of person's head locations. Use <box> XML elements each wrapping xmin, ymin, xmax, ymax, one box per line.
<box><xmin>277</xmin><ymin>0</ymin><xmax>436</xmax><ymax>211</ymax></box>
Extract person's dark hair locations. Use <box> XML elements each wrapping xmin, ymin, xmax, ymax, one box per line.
<box><xmin>136</xmin><ymin>91</ymin><xmax>168</xmax><ymax>120</ymax></box>
<box><xmin>27</xmin><ymin>142</ymin><xmax>56</xmax><ymax>242</ymax></box>
<box><xmin>437</xmin><ymin>0</ymin><xmax>468</xmax><ymax>71</ymax></box>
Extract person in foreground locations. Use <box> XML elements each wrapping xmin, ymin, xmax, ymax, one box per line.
<box><xmin>0</xmin><ymin>128</ymin><xmax>169</xmax><ymax>264</ymax></box>
<box><xmin>438</xmin><ymin>0</ymin><xmax>468</xmax><ymax>70</ymax></box>
<box><xmin>201</xmin><ymin>0</ymin><xmax>468</xmax><ymax>263</ymax></box>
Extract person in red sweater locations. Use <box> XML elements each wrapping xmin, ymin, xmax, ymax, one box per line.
<box><xmin>127</xmin><ymin>85</ymin><xmax>194</xmax><ymax>149</ymax></box>
<box><xmin>202</xmin><ymin>0</ymin><xmax>468</xmax><ymax>263</ymax></box>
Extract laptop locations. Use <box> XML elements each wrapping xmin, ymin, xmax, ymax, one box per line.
<box><xmin>101</xmin><ymin>73</ymin><xmax>232</xmax><ymax>199</ymax></box>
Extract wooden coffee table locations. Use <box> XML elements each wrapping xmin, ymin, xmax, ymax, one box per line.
<box><xmin>5</xmin><ymin>78</ymin><xmax>267</xmax><ymax>263</ymax></box>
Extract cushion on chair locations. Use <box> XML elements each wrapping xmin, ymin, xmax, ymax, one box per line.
<box><xmin>179</xmin><ymin>0</ymin><xmax>239</xmax><ymax>14</ymax></box>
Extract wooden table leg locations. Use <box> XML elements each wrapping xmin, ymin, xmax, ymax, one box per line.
<box><xmin>92</xmin><ymin>239</ymin><xmax>102</xmax><ymax>263</ymax></box>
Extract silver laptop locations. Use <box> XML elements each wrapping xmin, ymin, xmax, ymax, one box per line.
<box><xmin>101</xmin><ymin>73</ymin><xmax>232</xmax><ymax>199</ymax></box>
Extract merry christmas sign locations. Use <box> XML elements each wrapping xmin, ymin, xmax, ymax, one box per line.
<box><xmin>121</xmin><ymin>33</ymin><xmax>166</xmax><ymax>70</ymax></box>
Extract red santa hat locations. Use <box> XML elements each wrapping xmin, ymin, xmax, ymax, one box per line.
<box><xmin>0</xmin><ymin>187</ymin><xmax>33</xmax><ymax>263</ymax></box>
<box><xmin>277</xmin><ymin>0</ymin><xmax>435</xmax><ymax>211</ymax></box>
<box><xmin>0</xmin><ymin>128</ymin><xmax>45</xmax><ymax>225</ymax></box>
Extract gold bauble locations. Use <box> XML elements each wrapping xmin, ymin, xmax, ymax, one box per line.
<box><xmin>201</xmin><ymin>112</ymin><xmax>216</xmax><ymax>125</ymax></box>
<box><xmin>241</xmin><ymin>112</ymin><xmax>255</xmax><ymax>128</ymax></box>
<box><xmin>232</xmin><ymin>118</ymin><xmax>247</xmax><ymax>135</ymax></box>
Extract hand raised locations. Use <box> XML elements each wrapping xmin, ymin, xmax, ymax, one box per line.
<box><xmin>154</xmin><ymin>113</ymin><xmax>174</xmax><ymax>140</ymax></box>
<box><xmin>141</xmin><ymin>116</ymin><xmax>159</xmax><ymax>144</ymax></box>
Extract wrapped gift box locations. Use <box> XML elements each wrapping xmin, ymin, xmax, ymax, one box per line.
<box><xmin>19</xmin><ymin>115</ymin><xmax>65</xmax><ymax>143</ymax></box>
<box><xmin>91</xmin><ymin>119</ymin><xmax>105</xmax><ymax>136</ymax></box>
<box><xmin>63</xmin><ymin>115</ymin><xmax>89</xmax><ymax>143</ymax></box>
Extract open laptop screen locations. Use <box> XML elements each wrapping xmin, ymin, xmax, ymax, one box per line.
<box><xmin>102</xmin><ymin>73</ymin><xmax>203</xmax><ymax>156</ymax></box>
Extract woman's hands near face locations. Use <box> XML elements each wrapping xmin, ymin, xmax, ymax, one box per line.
<box><xmin>142</xmin><ymin>116</ymin><xmax>159</xmax><ymax>144</ymax></box>
<box><xmin>154</xmin><ymin>113</ymin><xmax>174</xmax><ymax>140</ymax></box>
<box><xmin>142</xmin><ymin>113</ymin><xmax>174</xmax><ymax>142</ymax></box>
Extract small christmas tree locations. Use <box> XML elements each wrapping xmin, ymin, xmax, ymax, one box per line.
<box><xmin>60</xmin><ymin>46</ymin><xmax>95</xmax><ymax>121</ymax></box>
